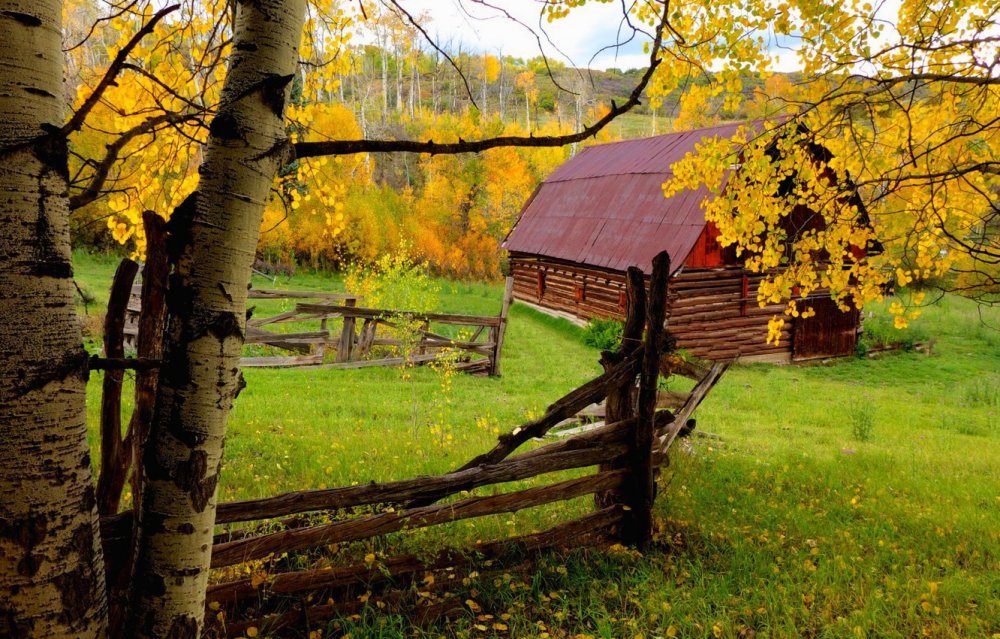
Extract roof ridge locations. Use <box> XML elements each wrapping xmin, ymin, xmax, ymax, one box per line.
<box><xmin>575</xmin><ymin>118</ymin><xmax>770</xmax><ymax>152</ymax></box>
<box><xmin>546</xmin><ymin>169</ymin><xmax>674</xmax><ymax>183</ymax></box>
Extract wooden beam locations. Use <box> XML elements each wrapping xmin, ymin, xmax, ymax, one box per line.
<box><xmin>597</xmin><ymin>266</ymin><xmax>645</xmax><ymax>510</ymax></box>
<box><xmin>248</xmin><ymin>289</ymin><xmax>358</xmax><ymax>301</ymax></box>
<box><xmin>213</xmin><ymin>443</ymin><xmax>625</xmax><ymax>525</ymax></box>
<box><xmin>210</xmin><ymin>471</ymin><xmax>626</xmax><ymax>568</ymax></box>
<box><xmin>655</xmin><ymin>361</ymin><xmax>729</xmax><ymax>455</ymax></box>
<box><xmin>442</xmin><ymin>350</ymin><xmax>642</xmax><ymax>476</ymax></box>
<box><xmin>208</xmin><ymin>507</ymin><xmax>623</xmax><ymax>633</ymax></box>
<box><xmin>490</xmin><ymin>276</ymin><xmax>514</xmax><ymax>376</ymax></box>
<box><xmin>623</xmin><ymin>250</ymin><xmax>670</xmax><ymax>550</ymax></box>
<box><xmin>298</xmin><ymin>303</ymin><xmax>501</xmax><ymax>327</ymax></box>
<box><xmin>96</xmin><ymin>259</ymin><xmax>139</xmax><ymax>518</ymax></box>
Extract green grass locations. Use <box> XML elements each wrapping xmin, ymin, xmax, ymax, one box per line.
<box><xmin>74</xmin><ymin>251</ymin><xmax>1000</xmax><ymax>638</ymax></box>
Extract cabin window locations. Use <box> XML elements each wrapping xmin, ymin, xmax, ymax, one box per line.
<box><xmin>575</xmin><ymin>281</ymin><xmax>586</xmax><ymax>303</ymax></box>
<box><xmin>536</xmin><ymin>270</ymin><xmax>546</xmax><ymax>298</ymax></box>
<box><xmin>618</xmin><ymin>290</ymin><xmax>627</xmax><ymax>312</ymax></box>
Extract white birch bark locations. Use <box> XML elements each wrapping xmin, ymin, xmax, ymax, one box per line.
<box><xmin>125</xmin><ymin>0</ymin><xmax>305</xmax><ymax>636</ymax></box>
<box><xmin>0</xmin><ymin>0</ymin><xmax>108</xmax><ymax>636</ymax></box>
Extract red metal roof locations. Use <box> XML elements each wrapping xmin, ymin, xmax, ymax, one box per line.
<box><xmin>503</xmin><ymin>121</ymin><xmax>760</xmax><ymax>275</ymax></box>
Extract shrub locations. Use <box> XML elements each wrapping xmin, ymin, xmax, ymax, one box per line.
<box><xmin>583</xmin><ymin>319</ymin><xmax>624</xmax><ymax>351</ymax></box>
<box><xmin>344</xmin><ymin>244</ymin><xmax>440</xmax><ymax>313</ymax></box>
<box><xmin>848</xmin><ymin>400</ymin><xmax>876</xmax><ymax>442</ymax></box>
<box><xmin>344</xmin><ymin>245</ymin><xmax>441</xmax><ymax>361</ymax></box>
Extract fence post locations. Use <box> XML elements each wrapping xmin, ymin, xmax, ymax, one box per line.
<box><xmin>96</xmin><ymin>258</ymin><xmax>139</xmax><ymax>517</ymax></box>
<box><xmin>489</xmin><ymin>276</ymin><xmax>514</xmax><ymax>376</ymax></box>
<box><xmin>595</xmin><ymin>267</ymin><xmax>645</xmax><ymax>510</ymax></box>
<box><xmin>336</xmin><ymin>297</ymin><xmax>357</xmax><ymax>363</ymax></box>
<box><xmin>316</xmin><ymin>317</ymin><xmax>328</xmax><ymax>359</ymax></box>
<box><xmin>621</xmin><ymin>251</ymin><xmax>670</xmax><ymax>550</ymax></box>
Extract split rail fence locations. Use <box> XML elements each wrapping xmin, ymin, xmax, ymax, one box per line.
<box><xmin>126</xmin><ymin>277</ymin><xmax>514</xmax><ymax>375</ymax></box>
<box><xmin>92</xmin><ymin>222</ymin><xmax>726</xmax><ymax>637</ymax></box>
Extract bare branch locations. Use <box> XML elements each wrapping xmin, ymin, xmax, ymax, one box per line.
<box><xmin>62</xmin><ymin>4</ymin><xmax>180</xmax><ymax>137</ymax></box>
<box><xmin>294</xmin><ymin>1</ymin><xmax>670</xmax><ymax>158</ymax></box>
<box><xmin>382</xmin><ymin>1</ymin><xmax>479</xmax><ymax>109</ymax></box>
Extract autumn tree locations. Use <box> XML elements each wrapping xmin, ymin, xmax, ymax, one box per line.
<box><xmin>662</xmin><ymin>1</ymin><xmax>999</xmax><ymax>329</ymax></box>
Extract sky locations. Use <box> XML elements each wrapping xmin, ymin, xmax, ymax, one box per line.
<box><xmin>401</xmin><ymin>1</ymin><xmax>654</xmax><ymax>71</ymax></box>
<box><xmin>395</xmin><ymin>0</ymin><xmax>906</xmax><ymax>73</ymax></box>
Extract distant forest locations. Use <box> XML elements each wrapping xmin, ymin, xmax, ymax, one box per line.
<box><xmin>68</xmin><ymin>7</ymin><xmax>796</xmax><ymax>279</ymax></box>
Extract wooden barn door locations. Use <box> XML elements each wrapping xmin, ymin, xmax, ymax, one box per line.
<box><xmin>793</xmin><ymin>298</ymin><xmax>860</xmax><ymax>360</ymax></box>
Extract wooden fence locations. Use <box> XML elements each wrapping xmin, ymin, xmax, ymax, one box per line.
<box><xmin>93</xmin><ymin>236</ymin><xmax>727</xmax><ymax>636</ymax></box>
<box><xmin>127</xmin><ymin>280</ymin><xmax>515</xmax><ymax>375</ymax></box>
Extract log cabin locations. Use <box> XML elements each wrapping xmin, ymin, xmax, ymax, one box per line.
<box><xmin>502</xmin><ymin>122</ymin><xmax>861</xmax><ymax>363</ymax></box>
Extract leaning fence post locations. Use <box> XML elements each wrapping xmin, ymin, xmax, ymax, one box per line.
<box><xmin>489</xmin><ymin>276</ymin><xmax>514</xmax><ymax>376</ymax></box>
<box><xmin>95</xmin><ymin>258</ymin><xmax>139</xmax><ymax>517</ymax></box>
<box><xmin>621</xmin><ymin>250</ymin><xmax>670</xmax><ymax>550</ymax></box>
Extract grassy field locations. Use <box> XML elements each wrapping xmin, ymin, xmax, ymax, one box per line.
<box><xmin>74</xmin><ymin>251</ymin><xmax>999</xmax><ymax>638</ymax></box>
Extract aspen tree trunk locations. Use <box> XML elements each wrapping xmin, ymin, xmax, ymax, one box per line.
<box><xmin>525</xmin><ymin>92</ymin><xmax>531</xmax><ymax>131</ymax></box>
<box><xmin>125</xmin><ymin>0</ymin><xmax>304</xmax><ymax>636</ymax></box>
<box><xmin>395</xmin><ymin>45</ymin><xmax>403</xmax><ymax>113</ymax></box>
<box><xmin>480</xmin><ymin>66</ymin><xmax>487</xmax><ymax>112</ymax></box>
<box><xmin>499</xmin><ymin>61</ymin><xmax>506</xmax><ymax>121</ymax></box>
<box><xmin>0</xmin><ymin>1</ymin><xmax>108</xmax><ymax>636</ymax></box>
<box><xmin>381</xmin><ymin>47</ymin><xmax>389</xmax><ymax>120</ymax></box>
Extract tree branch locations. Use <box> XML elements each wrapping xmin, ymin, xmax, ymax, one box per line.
<box><xmin>69</xmin><ymin>111</ymin><xmax>198</xmax><ymax>210</ymax></box>
<box><xmin>61</xmin><ymin>4</ymin><xmax>181</xmax><ymax>137</ymax></box>
<box><xmin>294</xmin><ymin>1</ymin><xmax>669</xmax><ymax>158</ymax></box>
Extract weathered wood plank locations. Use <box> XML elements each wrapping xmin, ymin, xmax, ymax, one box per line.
<box><xmin>298</xmin><ymin>303</ymin><xmax>502</xmax><ymax>327</ymax></box>
<box><xmin>127</xmin><ymin>210</ymin><xmax>170</xmax><ymax>516</ymax></box>
<box><xmin>214</xmin><ymin>441</ymin><xmax>627</xmax><ymax>525</ymax></box>
<box><xmin>336</xmin><ymin>297</ymin><xmax>357</xmax><ymax>362</ymax></box>
<box><xmin>210</xmin><ymin>471</ymin><xmax>625</xmax><ymax>568</ymax></box>
<box><xmin>655</xmin><ymin>361</ymin><xmax>729</xmax><ymax>455</ymax></box>
<box><xmin>596</xmin><ymin>266</ymin><xmax>644</xmax><ymax>510</ymax></box>
<box><xmin>445</xmin><ymin>350</ymin><xmax>642</xmax><ymax>474</ymax></box>
<box><xmin>490</xmin><ymin>276</ymin><xmax>514</xmax><ymax>376</ymax></box>
<box><xmin>96</xmin><ymin>259</ymin><xmax>139</xmax><ymax>518</ymax></box>
<box><xmin>659</xmin><ymin>354</ymin><xmax>710</xmax><ymax>381</ymax></box>
<box><xmin>322</xmin><ymin>353</ymin><xmax>442</xmax><ymax>369</ymax></box>
<box><xmin>208</xmin><ymin>507</ymin><xmax>623</xmax><ymax>632</ymax></box>
<box><xmin>357</xmin><ymin>318</ymin><xmax>377</xmax><ymax>356</ymax></box>
<box><xmin>249</xmin><ymin>289</ymin><xmax>358</xmax><ymax>300</ymax></box>
<box><xmin>244</xmin><ymin>329</ymin><xmax>330</xmax><ymax>345</ymax></box>
<box><xmin>240</xmin><ymin>354</ymin><xmax>324</xmax><ymax>368</ymax></box>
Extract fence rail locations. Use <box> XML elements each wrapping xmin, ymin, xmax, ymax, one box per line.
<box><xmin>239</xmin><ymin>278</ymin><xmax>513</xmax><ymax>375</ymax></box>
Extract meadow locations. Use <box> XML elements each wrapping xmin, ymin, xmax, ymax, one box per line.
<box><xmin>75</xmin><ymin>251</ymin><xmax>999</xmax><ymax>638</ymax></box>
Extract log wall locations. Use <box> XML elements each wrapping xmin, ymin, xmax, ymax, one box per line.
<box><xmin>510</xmin><ymin>255</ymin><xmax>792</xmax><ymax>362</ymax></box>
